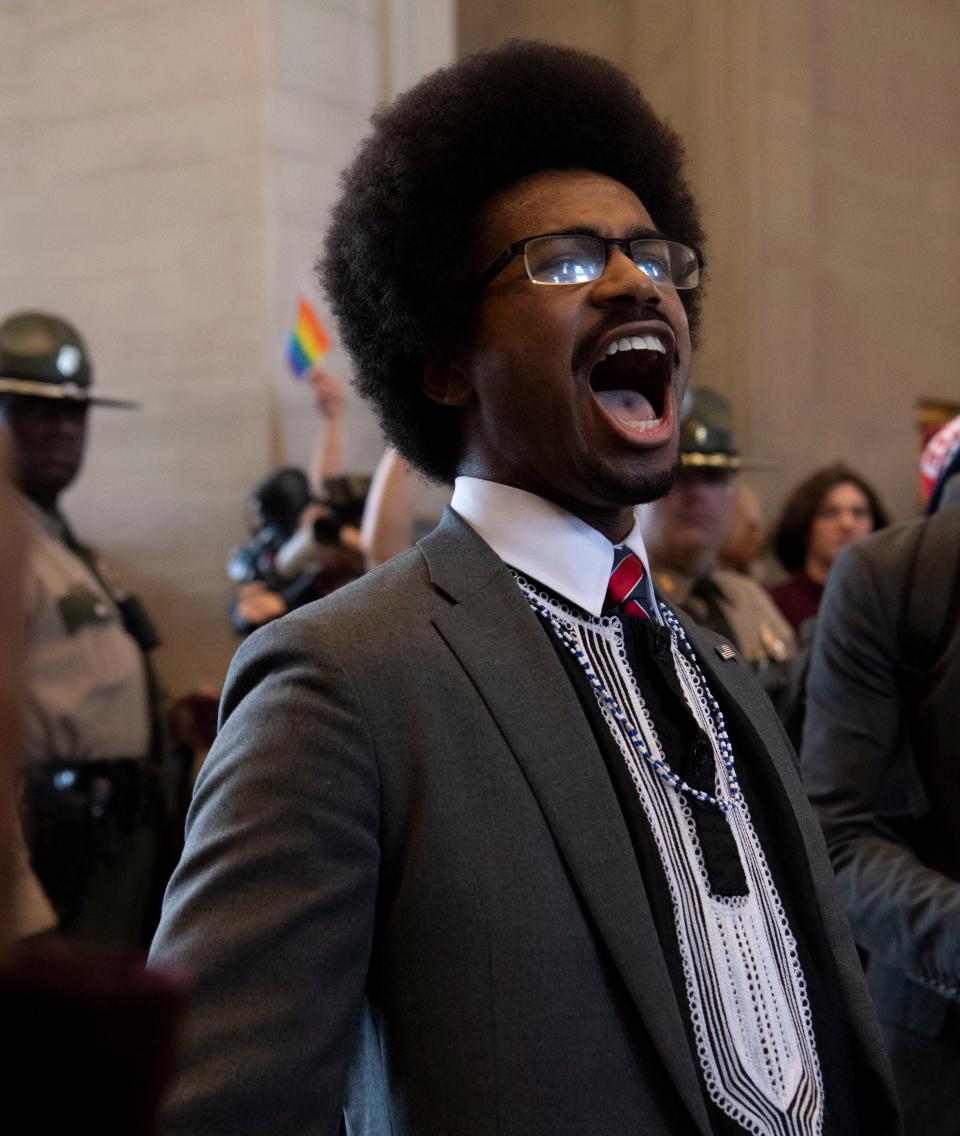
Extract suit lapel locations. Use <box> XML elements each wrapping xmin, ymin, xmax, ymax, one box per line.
<box><xmin>676</xmin><ymin>611</ymin><xmax>806</xmax><ymax>816</ymax></box>
<box><xmin>676</xmin><ymin>610</ymin><xmax>830</xmax><ymax>890</ymax></box>
<box><xmin>421</xmin><ymin>511</ymin><xmax>712</xmax><ymax>1135</ymax></box>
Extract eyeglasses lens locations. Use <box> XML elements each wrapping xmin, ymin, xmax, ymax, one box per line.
<box><xmin>524</xmin><ymin>235</ymin><xmax>698</xmax><ymax>288</ymax></box>
<box><xmin>625</xmin><ymin>240</ymin><xmax>699</xmax><ymax>289</ymax></box>
<box><xmin>524</xmin><ymin>236</ymin><xmax>605</xmax><ymax>285</ymax></box>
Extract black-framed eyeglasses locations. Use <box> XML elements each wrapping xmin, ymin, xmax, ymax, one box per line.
<box><xmin>472</xmin><ymin>232</ymin><xmax>702</xmax><ymax>291</ymax></box>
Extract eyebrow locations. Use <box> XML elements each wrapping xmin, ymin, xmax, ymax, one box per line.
<box><xmin>561</xmin><ymin>224</ymin><xmax>668</xmax><ymax>241</ymax></box>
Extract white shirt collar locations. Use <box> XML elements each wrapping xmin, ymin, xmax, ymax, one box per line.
<box><xmin>450</xmin><ymin>476</ymin><xmax>657</xmax><ymax>618</ymax></box>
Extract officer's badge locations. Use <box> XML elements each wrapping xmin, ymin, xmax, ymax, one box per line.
<box><xmin>56</xmin><ymin>344</ymin><xmax>82</xmax><ymax>375</ymax></box>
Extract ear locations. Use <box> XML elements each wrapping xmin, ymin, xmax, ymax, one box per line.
<box><xmin>420</xmin><ymin>352</ymin><xmax>474</xmax><ymax>408</ymax></box>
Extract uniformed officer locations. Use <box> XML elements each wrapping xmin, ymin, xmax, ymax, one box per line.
<box><xmin>640</xmin><ymin>386</ymin><xmax>797</xmax><ymax>683</ymax></box>
<box><xmin>0</xmin><ymin>310</ymin><xmax>169</xmax><ymax>948</ymax></box>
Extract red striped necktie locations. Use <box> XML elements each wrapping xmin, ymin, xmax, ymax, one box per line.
<box><xmin>605</xmin><ymin>547</ymin><xmax>652</xmax><ymax>620</ymax></box>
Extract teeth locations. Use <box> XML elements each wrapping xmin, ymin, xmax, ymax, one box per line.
<box><xmin>604</xmin><ymin>334</ymin><xmax>667</xmax><ymax>356</ymax></box>
<box><xmin>624</xmin><ymin>416</ymin><xmax>664</xmax><ymax>431</ymax></box>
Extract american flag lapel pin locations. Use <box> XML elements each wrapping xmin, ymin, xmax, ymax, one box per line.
<box><xmin>715</xmin><ymin>643</ymin><xmax>736</xmax><ymax>661</ymax></box>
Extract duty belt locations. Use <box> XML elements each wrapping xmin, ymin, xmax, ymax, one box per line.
<box><xmin>27</xmin><ymin>758</ymin><xmax>159</xmax><ymax>828</ymax></box>
<box><xmin>25</xmin><ymin>758</ymin><xmax>166</xmax><ymax>932</ymax></box>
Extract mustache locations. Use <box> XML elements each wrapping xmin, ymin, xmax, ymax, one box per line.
<box><xmin>571</xmin><ymin>306</ymin><xmax>671</xmax><ymax>375</ymax></box>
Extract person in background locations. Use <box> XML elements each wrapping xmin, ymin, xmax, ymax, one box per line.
<box><xmin>306</xmin><ymin>364</ymin><xmax>347</xmax><ymax>494</ymax></box>
<box><xmin>1</xmin><ymin>422</ymin><xmax>188</xmax><ymax>1128</ymax></box>
<box><xmin>0</xmin><ymin>310</ymin><xmax>174</xmax><ymax>949</ymax></box>
<box><xmin>359</xmin><ymin>445</ymin><xmax>430</xmax><ymax>570</ymax></box>
<box><xmin>307</xmin><ymin>368</ymin><xmax>436</xmax><ymax>572</ymax></box>
<box><xmin>229</xmin><ymin>366</ymin><xmax>431</xmax><ymax>629</ymax></box>
<box><xmin>641</xmin><ymin>385</ymin><xmax>796</xmax><ymax>684</ymax></box>
<box><xmin>769</xmin><ymin>463</ymin><xmax>889</xmax><ymax>637</ymax></box>
<box><xmin>0</xmin><ymin>428</ymin><xmax>57</xmax><ymax>944</ymax></box>
<box><xmin>228</xmin><ymin>366</ymin><xmax>366</xmax><ymax>634</ymax></box>
<box><xmin>151</xmin><ymin>41</ymin><xmax>898</xmax><ymax>1135</ymax></box>
<box><xmin>801</xmin><ymin>417</ymin><xmax>960</xmax><ymax>1134</ymax></box>
<box><xmin>717</xmin><ymin>482</ymin><xmax>769</xmax><ymax>579</ymax></box>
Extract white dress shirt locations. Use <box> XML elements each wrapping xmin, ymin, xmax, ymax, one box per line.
<box><xmin>449</xmin><ymin>477</ymin><xmax>660</xmax><ymax>620</ymax></box>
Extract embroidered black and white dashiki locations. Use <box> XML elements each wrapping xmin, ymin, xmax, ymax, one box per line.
<box><xmin>517</xmin><ymin>575</ymin><xmax>824</xmax><ymax>1136</ymax></box>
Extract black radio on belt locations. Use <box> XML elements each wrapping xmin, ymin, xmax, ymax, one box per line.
<box><xmin>64</xmin><ymin>542</ymin><xmax>163</xmax><ymax>652</ymax></box>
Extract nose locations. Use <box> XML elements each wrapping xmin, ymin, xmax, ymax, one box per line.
<box><xmin>589</xmin><ymin>245</ymin><xmax>663</xmax><ymax>308</ymax></box>
<box><xmin>49</xmin><ymin>405</ymin><xmax>87</xmax><ymax>438</ymax></box>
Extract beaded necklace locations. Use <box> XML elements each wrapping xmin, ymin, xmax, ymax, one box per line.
<box><xmin>515</xmin><ymin>575</ymin><xmax>741</xmax><ymax>813</ymax></box>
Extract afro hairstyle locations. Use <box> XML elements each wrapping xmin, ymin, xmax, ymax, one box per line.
<box><xmin>319</xmin><ymin>38</ymin><xmax>706</xmax><ymax>484</ymax></box>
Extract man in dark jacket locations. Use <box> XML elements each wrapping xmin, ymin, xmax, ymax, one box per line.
<box><xmin>151</xmin><ymin>40</ymin><xmax>899</xmax><ymax>1136</ymax></box>
<box><xmin>802</xmin><ymin>417</ymin><xmax>960</xmax><ymax>1133</ymax></box>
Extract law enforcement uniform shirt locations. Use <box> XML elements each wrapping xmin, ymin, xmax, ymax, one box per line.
<box><xmin>19</xmin><ymin>494</ymin><xmax>151</xmax><ymax>765</ymax></box>
<box><xmin>654</xmin><ymin>565</ymin><xmax>797</xmax><ymax>668</ymax></box>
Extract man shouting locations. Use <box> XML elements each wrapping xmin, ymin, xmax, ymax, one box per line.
<box><xmin>151</xmin><ymin>40</ymin><xmax>898</xmax><ymax>1136</ymax></box>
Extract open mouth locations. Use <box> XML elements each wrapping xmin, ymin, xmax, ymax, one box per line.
<box><xmin>588</xmin><ymin>333</ymin><xmax>673</xmax><ymax>437</ymax></box>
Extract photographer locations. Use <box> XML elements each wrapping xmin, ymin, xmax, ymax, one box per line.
<box><xmin>228</xmin><ymin>473</ymin><xmax>366</xmax><ymax>634</ymax></box>
<box><xmin>227</xmin><ymin>370</ymin><xmax>366</xmax><ymax>634</ymax></box>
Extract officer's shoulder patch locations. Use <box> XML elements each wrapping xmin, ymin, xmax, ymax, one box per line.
<box><xmin>58</xmin><ymin>586</ymin><xmax>113</xmax><ymax>634</ymax></box>
<box><xmin>715</xmin><ymin>642</ymin><xmax>737</xmax><ymax>661</ymax></box>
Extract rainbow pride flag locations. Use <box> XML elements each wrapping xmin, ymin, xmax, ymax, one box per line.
<box><xmin>286</xmin><ymin>295</ymin><xmax>331</xmax><ymax>377</ymax></box>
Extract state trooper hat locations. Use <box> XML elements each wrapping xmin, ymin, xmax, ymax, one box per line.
<box><xmin>0</xmin><ymin>310</ymin><xmax>137</xmax><ymax>408</ymax></box>
<box><xmin>678</xmin><ymin>385</ymin><xmax>772</xmax><ymax>472</ymax></box>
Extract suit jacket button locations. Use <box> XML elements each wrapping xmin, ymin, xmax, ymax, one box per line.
<box><xmin>653</xmin><ymin>629</ymin><xmax>671</xmax><ymax>658</ymax></box>
<box><xmin>692</xmin><ymin>738</ymin><xmax>710</xmax><ymax>770</ymax></box>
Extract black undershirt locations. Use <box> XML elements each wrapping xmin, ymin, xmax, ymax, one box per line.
<box><xmin>522</xmin><ymin>579</ymin><xmax>874</xmax><ymax>1135</ymax></box>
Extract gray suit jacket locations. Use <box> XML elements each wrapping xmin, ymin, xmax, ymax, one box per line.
<box><xmin>151</xmin><ymin>508</ymin><xmax>896</xmax><ymax>1135</ymax></box>
<box><xmin>802</xmin><ymin>498</ymin><xmax>960</xmax><ymax>1125</ymax></box>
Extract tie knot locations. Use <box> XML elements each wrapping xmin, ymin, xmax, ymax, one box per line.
<box><xmin>605</xmin><ymin>548</ymin><xmax>650</xmax><ymax>620</ymax></box>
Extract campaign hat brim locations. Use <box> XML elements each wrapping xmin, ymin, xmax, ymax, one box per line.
<box><xmin>0</xmin><ymin>376</ymin><xmax>138</xmax><ymax>409</ymax></box>
<box><xmin>680</xmin><ymin>451</ymin><xmax>777</xmax><ymax>473</ymax></box>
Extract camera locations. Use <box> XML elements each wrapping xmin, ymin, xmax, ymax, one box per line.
<box><xmin>272</xmin><ymin>474</ymin><xmax>371</xmax><ymax>581</ymax></box>
<box><xmin>226</xmin><ymin>467</ymin><xmax>312</xmax><ymax>586</ymax></box>
<box><xmin>227</xmin><ymin>469</ymin><xmax>371</xmax><ymax>586</ymax></box>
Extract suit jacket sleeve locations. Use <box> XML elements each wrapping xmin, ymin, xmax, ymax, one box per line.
<box><xmin>801</xmin><ymin>537</ymin><xmax>960</xmax><ymax>999</ymax></box>
<box><xmin>148</xmin><ymin>610</ymin><xmax>381</xmax><ymax>1135</ymax></box>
